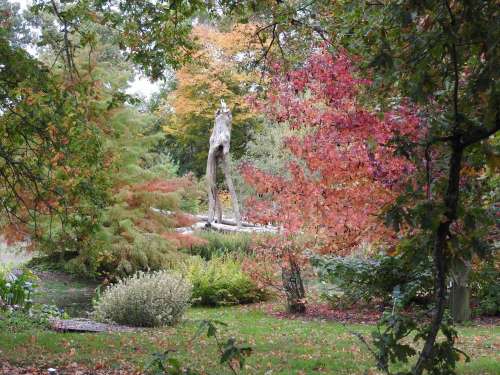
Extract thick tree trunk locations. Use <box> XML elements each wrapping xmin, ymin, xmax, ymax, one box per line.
<box><xmin>206</xmin><ymin>100</ymin><xmax>241</xmax><ymax>227</ymax></box>
<box><xmin>282</xmin><ymin>256</ymin><xmax>306</xmax><ymax>314</ymax></box>
<box><xmin>450</xmin><ymin>283</ymin><xmax>471</xmax><ymax>322</ymax></box>
<box><xmin>450</xmin><ymin>260</ymin><xmax>471</xmax><ymax>322</ymax></box>
<box><xmin>412</xmin><ymin>144</ymin><xmax>463</xmax><ymax>375</ymax></box>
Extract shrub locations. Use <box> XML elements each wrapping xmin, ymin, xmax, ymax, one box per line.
<box><xmin>470</xmin><ymin>259</ymin><xmax>499</xmax><ymax>316</ymax></box>
<box><xmin>185</xmin><ymin>232</ymin><xmax>253</xmax><ymax>260</ymax></box>
<box><xmin>0</xmin><ymin>304</ymin><xmax>66</xmax><ymax>333</ymax></box>
<box><xmin>178</xmin><ymin>256</ymin><xmax>267</xmax><ymax>306</ymax></box>
<box><xmin>312</xmin><ymin>253</ymin><xmax>433</xmax><ymax>308</ymax></box>
<box><xmin>93</xmin><ymin>271</ymin><xmax>192</xmax><ymax>327</ymax></box>
<box><xmin>0</xmin><ymin>309</ymin><xmax>41</xmax><ymax>333</ymax></box>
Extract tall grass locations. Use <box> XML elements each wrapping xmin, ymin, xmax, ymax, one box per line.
<box><xmin>184</xmin><ymin>232</ymin><xmax>254</xmax><ymax>260</ymax></box>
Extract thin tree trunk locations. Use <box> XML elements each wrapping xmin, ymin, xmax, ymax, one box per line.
<box><xmin>282</xmin><ymin>255</ymin><xmax>306</xmax><ymax>314</ymax></box>
<box><xmin>412</xmin><ymin>144</ymin><xmax>463</xmax><ymax>375</ymax></box>
<box><xmin>207</xmin><ymin>148</ymin><xmax>218</xmax><ymax>223</ymax></box>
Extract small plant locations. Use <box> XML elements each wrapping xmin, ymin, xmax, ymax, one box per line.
<box><xmin>178</xmin><ymin>256</ymin><xmax>267</xmax><ymax>306</ymax></box>
<box><xmin>31</xmin><ymin>304</ymin><xmax>68</xmax><ymax>325</ymax></box>
<box><xmin>0</xmin><ymin>268</ymin><xmax>37</xmax><ymax>311</ymax></box>
<box><xmin>147</xmin><ymin>320</ymin><xmax>252</xmax><ymax>375</ymax></box>
<box><xmin>93</xmin><ymin>270</ymin><xmax>192</xmax><ymax>327</ymax></box>
<box><xmin>364</xmin><ymin>311</ymin><xmax>469</xmax><ymax>375</ymax></box>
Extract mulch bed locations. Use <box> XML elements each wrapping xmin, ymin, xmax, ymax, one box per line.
<box><xmin>470</xmin><ymin>315</ymin><xmax>500</xmax><ymax>326</ymax></box>
<box><xmin>265</xmin><ymin>303</ymin><xmax>500</xmax><ymax>326</ymax></box>
<box><xmin>266</xmin><ymin>303</ymin><xmax>382</xmax><ymax>324</ymax></box>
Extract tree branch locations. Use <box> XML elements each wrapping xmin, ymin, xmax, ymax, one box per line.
<box><xmin>461</xmin><ymin>115</ymin><xmax>500</xmax><ymax>147</ymax></box>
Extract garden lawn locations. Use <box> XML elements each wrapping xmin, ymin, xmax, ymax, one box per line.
<box><xmin>0</xmin><ymin>305</ymin><xmax>498</xmax><ymax>374</ymax></box>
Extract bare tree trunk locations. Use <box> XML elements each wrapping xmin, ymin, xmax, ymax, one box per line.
<box><xmin>207</xmin><ymin>149</ymin><xmax>217</xmax><ymax>223</ymax></box>
<box><xmin>206</xmin><ymin>100</ymin><xmax>241</xmax><ymax>227</ymax></box>
<box><xmin>221</xmin><ymin>153</ymin><xmax>241</xmax><ymax>226</ymax></box>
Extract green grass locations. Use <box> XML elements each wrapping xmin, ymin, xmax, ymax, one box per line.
<box><xmin>0</xmin><ymin>304</ymin><xmax>498</xmax><ymax>374</ymax></box>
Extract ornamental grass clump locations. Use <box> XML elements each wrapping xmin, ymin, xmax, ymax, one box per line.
<box><xmin>93</xmin><ymin>271</ymin><xmax>191</xmax><ymax>327</ymax></box>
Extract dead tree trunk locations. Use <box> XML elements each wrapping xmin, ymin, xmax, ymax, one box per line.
<box><xmin>206</xmin><ymin>100</ymin><xmax>241</xmax><ymax>227</ymax></box>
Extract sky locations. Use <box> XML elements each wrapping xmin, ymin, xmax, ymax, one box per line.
<box><xmin>13</xmin><ymin>0</ymin><xmax>160</xmax><ymax>99</ymax></box>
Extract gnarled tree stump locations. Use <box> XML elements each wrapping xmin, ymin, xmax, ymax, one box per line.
<box><xmin>206</xmin><ymin>100</ymin><xmax>241</xmax><ymax>227</ymax></box>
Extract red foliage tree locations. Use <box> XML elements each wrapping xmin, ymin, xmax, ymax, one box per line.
<box><xmin>241</xmin><ymin>48</ymin><xmax>422</xmax><ymax>254</ymax></box>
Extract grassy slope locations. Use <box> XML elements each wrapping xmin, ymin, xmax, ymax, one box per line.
<box><xmin>0</xmin><ymin>305</ymin><xmax>498</xmax><ymax>374</ymax></box>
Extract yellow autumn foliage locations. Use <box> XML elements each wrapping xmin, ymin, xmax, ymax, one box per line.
<box><xmin>161</xmin><ymin>23</ymin><xmax>262</xmax><ymax>176</ymax></box>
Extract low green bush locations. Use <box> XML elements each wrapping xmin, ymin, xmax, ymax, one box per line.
<box><xmin>178</xmin><ymin>256</ymin><xmax>267</xmax><ymax>306</ymax></box>
<box><xmin>185</xmin><ymin>232</ymin><xmax>253</xmax><ymax>260</ymax></box>
<box><xmin>312</xmin><ymin>253</ymin><xmax>433</xmax><ymax>308</ymax></box>
<box><xmin>0</xmin><ymin>309</ymin><xmax>40</xmax><ymax>332</ymax></box>
<box><xmin>470</xmin><ymin>259</ymin><xmax>499</xmax><ymax>316</ymax></box>
<box><xmin>93</xmin><ymin>271</ymin><xmax>192</xmax><ymax>327</ymax></box>
<box><xmin>0</xmin><ymin>304</ymin><xmax>67</xmax><ymax>332</ymax></box>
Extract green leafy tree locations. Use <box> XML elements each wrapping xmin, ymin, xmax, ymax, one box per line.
<box><xmin>333</xmin><ymin>3</ymin><xmax>498</xmax><ymax>374</ymax></box>
<box><xmin>94</xmin><ymin>0</ymin><xmax>212</xmax><ymax>80</ymax></box>
<box><xmin>0</xmin><ymin>27</ymin><xmax>108</xmax><ymax>250</ymax></box>
<box><xmin>1</xmin><ymin>2</ymin><xmax>204</xmax><ymax>275</ymax></box>
<box><xmin>30</xmin><ymin>8</ymin><xmax>204</xmax><ymax>276</ymax></box>
<box><xmin>0</xmin><ymin>0</ymin><xmax>32</xmax><ymax>46</ymax></box>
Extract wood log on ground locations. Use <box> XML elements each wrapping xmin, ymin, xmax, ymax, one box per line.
<box><xmin>205</xmin><ymin>221</ymin><xmax>277</xmax><ymax>233</ymax></box>
<box><xmin>151</xmin><ymin>206</ymin><xmax>278</xmax><ymax>234</ymax></box>
<box><xmin>175</xmin><ymin>220</ymin><xmax>277</xmax><ymax>234</ymax></box>
<box><xmin>194</xmin><ymin>214</ymin><xmax>255</xmax><ymax>227</ymax></box>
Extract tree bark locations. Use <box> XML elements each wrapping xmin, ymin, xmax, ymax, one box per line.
<box><xmin>450</xmin><ymin>260</ymin><xmax>471</xmax><ymax>323</ymax></box>
<box><xmin>450</xmin><ymin>282</ymin><xmax>471</xmax><ymax>323</ymax></box>
<box><xmin>221</xmin><ymin>152</ymin><xmax>241</xmax><ymax>227</ymax></box>
<box><xmin>282</xmin><ymin>255</ymin><xmax>306</xmax><ymax>314</ymax></box>
<box><xmin>207</xmin><ymin>148</ymin><xmax>223</xmax><ymax>224</ymax></box>
<box><xmin>206</xmin><ymin>100</ymin><xmax>241</xmax><ymax>227</ymax></box>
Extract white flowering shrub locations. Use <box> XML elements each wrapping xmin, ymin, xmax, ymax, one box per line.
<box><xmin>93</xmin><ymin>271</ymin><xmax>192</xmax><ymax>327</ymax></box>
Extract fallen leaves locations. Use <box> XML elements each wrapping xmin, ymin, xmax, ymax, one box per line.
<box><xmin>0</xmin><ymin>362</ymin><xmax>141</xmax><ymax>375</ymax></box>
<box><xmin>266</xmin><ymin>303</ymin><xmax>382</xmax><ymax>324</ymax></box>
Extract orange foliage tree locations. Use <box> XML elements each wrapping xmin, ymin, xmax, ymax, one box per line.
<box><xmin>162</xmin><ymin>23</ymin><xmax>262</xmax><ymax>176</ymax></box>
